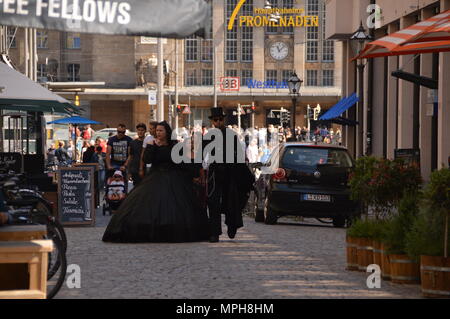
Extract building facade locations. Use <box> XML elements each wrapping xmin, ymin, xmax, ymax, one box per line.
<box><xmin>5</xmin><ymin>0</ymin><xmax>342</xmax><ymax>132</ymax></box>
<box><xmin>326</xmin><ymin>0</ymin><xmax>450</xmax><ymax>180</ymax></box>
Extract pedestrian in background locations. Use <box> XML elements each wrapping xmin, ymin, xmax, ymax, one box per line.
<box><xmin>129</xmin><ymin>123</ymin><xmax>147</xmax><ymax>187</ymax></box>
<box><xmin>92</xmin><ymin>146</ymin><xmax>106</xmax><ymax>190</ymax></box>
<box><xmin>140</xmin><ymin>121</ymin><xmax>158</xmax><ymax>178</ymax></box>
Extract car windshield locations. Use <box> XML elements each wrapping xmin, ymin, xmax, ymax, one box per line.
<box><xmin>282</xmin><ymin>147</ymin><xmax>353</xmax><ymax>169</ymax></box>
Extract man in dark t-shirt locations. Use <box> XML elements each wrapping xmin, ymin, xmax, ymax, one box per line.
<box><xmin>129</xmin><ymin>123</ymin><xmax>147</xmax><ymax>186</ymax></box>
<box><xmin>106</xmin><ymin>124</ymin><xmax>133</xmax><ymax>191</ymax></box>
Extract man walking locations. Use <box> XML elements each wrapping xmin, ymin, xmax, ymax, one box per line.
<box><xmin>204</xmin><ymin>107</ymin><xmax>254</xmax><ymax>243</ymax></box>
<box><xmin>106</xmin><ymin>124</ymin><xmax>132</xmax><ymax>192</ymax></box>
<box><xmin>129</xmin><ymin>123</ymin><xmax>147</xmax><ymax>186</ymax></box>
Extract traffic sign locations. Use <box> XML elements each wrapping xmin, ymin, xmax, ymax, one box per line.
<box><xmin>148</xmin><ymin>91</ymin><xmax>157</xmax><ymax>105</ymax></box>
<box><xmin>182</xmin><ymin>105</ymin><xmax>192</xmax><ymax>114</ymax></box>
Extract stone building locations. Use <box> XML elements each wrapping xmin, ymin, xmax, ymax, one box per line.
<box><xmin>5</xmin><ymin>0</ymin><xmax>342</xmax><ymax>132</ymax></box>
<box><xmin>326</xmin><ymin>0</ymin><xmax>450</xmax><ymax>179</ymax></box>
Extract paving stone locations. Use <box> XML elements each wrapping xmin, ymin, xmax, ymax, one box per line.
<box><xmin>55</xmin><ymin>213</ymin><xmax>422</xmax><ymax>299</ymax></box>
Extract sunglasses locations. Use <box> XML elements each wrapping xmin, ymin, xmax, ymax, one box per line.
<box><xmin>117</xmin><ymin>130</ymin><xmax>126</xmax><ymax>134</ymax></box>
<box><xmin>212</xmin><ymin>118</ymin><xmax>223</xmax><ymax>122</ymax></box>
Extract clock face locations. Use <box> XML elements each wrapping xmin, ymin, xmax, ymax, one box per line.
<box><xmin>270</xmin><ymin>42</ymin><xmax>289</xmax><ymax>61</ymax></box>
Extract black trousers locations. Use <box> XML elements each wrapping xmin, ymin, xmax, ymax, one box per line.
<box><xmin>207</xmin><ymin>171</ymin><xmax>225</xmax><ymax>236</ymax></box>
<box><xmin>207</xmin><ymin>168</ymin><xmax>240</xmax><ymax>236</ymax></box>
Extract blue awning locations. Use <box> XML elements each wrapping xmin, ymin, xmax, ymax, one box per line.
<box><xmin>319</xmin><ymin>93</ymin><xmax>359</xmax><ymax>121</ymax></box>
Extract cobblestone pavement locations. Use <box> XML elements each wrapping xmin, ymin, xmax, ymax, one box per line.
<box><xmin>56</xmin><ymin>212</ymin><xmax>422</xmax><ymax>299</ymax></box>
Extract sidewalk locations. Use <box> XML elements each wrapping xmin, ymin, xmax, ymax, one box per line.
<box><xmin>56</xmin><ymin>214</ymin><xmax>423</xmax><ymax>299</ymax></box>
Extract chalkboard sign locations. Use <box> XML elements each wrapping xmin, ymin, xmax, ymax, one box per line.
<box><xmin>57</xmin><ymin>167</ymin><xmax>95</xmax><ymax>226</ymax></box>
<box><xmin>394</xmin><ymin>149</ymin><xmax>421</xmax><ymax>168</ymax></box>
<box><xmin>0</xmin><ymin>152</ymin><xmax>23</xmax><ymax>173</ymax></box>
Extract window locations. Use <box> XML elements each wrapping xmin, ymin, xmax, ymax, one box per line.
<box><xmin>186</xmin><ymin>5</ymin><xmax>213</xmax><ymax>62</ymax></box>
<box><xmin>322</xmin><ymin>70</ymin><xmax>334</xmax><ymax>86</ymax></box>
<box><xmin>282</xmin><ymin>70</ymin><xmax>292</xmax><ymax>83</ymax></box>
<box><xmin>321</xmin><ymin>4</ymin><xmax>334</xmax><ymax>62</ymax></box>
<box><xmin>201</xmin><ymin>69</ymin><xmax>213</xmax><ymax>86</ymax></box>
<box><xmin>323</xmin><ymin>40</ymin><xmax>334</xmax><ymax>62</ymax></box>
<box><xmin>67</xmin><ymin>64</ymin><xmax>80</xmax><ymax>81</ymax></box>
<box><xmin>7</xmin><ymin>28</ymin><xmax>16</xmax><ymax>48</ymax></box>
<box><xmin>185</xmin><ymin>35</ymin><xmax>198</xmax><ymax>62</ymax></box>
<box><xmin>306</xmin><ymin>70</ymin><xmax>318</xmax><ymax>86</ymax></box>
<box><xmin>266</xmin><ymin>70</ymin><xmax>278</xmax><ymax>82</ymax></box>
<box><xmin>201</xmin><ymin>39</ymin><xmax>213</xmax><ymax>62</ymax></box>
<box><xmin>226</xmin><ymin>0</ymin><xmax>253</xmax><ymax>62</ymax></box>
<box><xmin>306</xmin><ymin>41</ymin><xmax>318</xmax><ymax>62</ymax></box>
<box><xmin>241</xmin><ymin>70</ymin><xmax>253</xmax><ymax>86</ymax></box>
<box><xmin>66</xmin><ymin>33</ymin><xmax>81</xmax><ymax>49</ymax></box>
<box><xmin>185</xmin><ymin>69</ymin><xmax>197</xmax><ymax>86</ymax></box>
<box><xmin>226</xmin><ymin>69</ymin><xmax>238</xmax><ymax>77</ymax></box>
<box><xmin>281</xmin><ymin>0</ymin><xmax>294</xmax><ymax>34</ymax></box>
<box><xmin>37</xmin><ymin>64</ymin><xmax>47</xmax><ymax>81</ymax></box>
<box><xmin>37</xmin><ymin>31</ymin><xmax>48</xmax><ymax>49</ymax></box>
<box><xmin>306</xmin><ymin>0</ymin><xmax>320</xmax><ymax>62</ymax></box>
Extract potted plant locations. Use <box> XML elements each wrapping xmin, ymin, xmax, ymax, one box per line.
<box><xmin>346</xmin><ymin>218</ymin><xmax>380</xmax><ymax>272</ymax></box>
<box><xmin>405</xmin><ymin>169</ymin><xmax>450</xmax><ymax>297</ymax></box>
<box><xmin>383</xmin><ymin>190</ymin><xmax>422</xmax><ymax>284</ymax></box>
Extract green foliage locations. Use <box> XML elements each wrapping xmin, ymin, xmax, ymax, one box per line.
<box><xmin>349</xmin><ymin>157</ymin><xmax>422</xmax><ymax>218</ymax></box>
<box><xmin>404</xmin><ymin>169</ymin><xmax>450</xmax><ymax>260</ymax></box>
<box><xmin>383</xmin><ymin>191</ymin><xmax>421</xmax><ymax>255</ymax></box>
<box><xmin>347</xmin><ymin>218</ymin><xmax>388</xmax><ymax>240</ymax></box>
<box><xmin>405</xmin><ymin>205</ymin><xmax>449</xmax><ymax>261</ymax></box>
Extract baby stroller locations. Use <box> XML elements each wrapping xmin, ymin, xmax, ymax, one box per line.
<box><xmin>103</xmin><ymin>170</ymin><xmax>126</xmax><ymax>216</ymax></box>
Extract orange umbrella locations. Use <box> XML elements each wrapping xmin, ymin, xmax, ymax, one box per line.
<box><xmin>354</xmin><ymin>10</ymin><xmax>450</xmax><ymax>59</ymax></box>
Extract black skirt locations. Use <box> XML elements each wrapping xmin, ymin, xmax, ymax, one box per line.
<box><xmin>102</xmin><ymin>164</ymin><xmax>210</xmax><ymax>243</ymax></box>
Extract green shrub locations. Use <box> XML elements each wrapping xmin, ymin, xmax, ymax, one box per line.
<box><xmin>405</xmin><ymin>205</ymin><xmax>449</xmax><ymax>261</ymax></box>
<box><xmin>347</xmin><ymin>218</ymin><xmax>388</xmax><ymax>240</ymax></box>
<box><xmin>383</xmin><ymin>190</ymin><xmax>421</xmax><ymax>255</ymax></box>
<box><xmin>404</xmin><ymin>169</ymin><xmax>450</xmax><ymax>260</ymax></box>
<box><xmin>349</xmin><ymin>157</ymin><xmax>422</xmax><ymax>219</ymax></box>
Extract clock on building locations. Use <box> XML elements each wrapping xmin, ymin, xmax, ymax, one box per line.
<box><xmin>269</xmin><ymin>41</ymin><xmax>289</xmax><ymax>61</ymax></box>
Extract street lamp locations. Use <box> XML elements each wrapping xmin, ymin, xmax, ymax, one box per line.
<box><xmin>287</xmin><ymin>71</ymin><xmax>302</xmax><ymax>140</ymax></box>
<box><xmin>350</xmin><ymin>21</ymin><xmax>372</xmax><ymax>157</ymax></box>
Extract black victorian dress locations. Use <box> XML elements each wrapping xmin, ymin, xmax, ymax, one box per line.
<box><xmin>102</xmin><ymin>143</ymin><xmax>210</xmax><ymax>243</ymax></box>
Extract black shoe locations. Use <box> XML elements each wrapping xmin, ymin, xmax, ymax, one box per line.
<box><xmin>209</xmin><ymin>235</ymin><xmax>219</xmax><ymax>243</ymax></box>
<box><xmin>227</xmin><ymin>228</ymin><xmax>237</xmax><ymax>239</ymax></box>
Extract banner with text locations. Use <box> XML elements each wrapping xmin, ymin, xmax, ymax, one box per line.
<box><xmin>0</xmin><ymin>0</ymin><xmax>210</xmax><ymax>38</ymax></box>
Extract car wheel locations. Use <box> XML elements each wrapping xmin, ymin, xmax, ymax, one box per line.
<box><xmin>333</xmin><ymin>216</ymin><xmax>346</xmax><ymax>228</ymax></box>
<box><xmin>264</xmin><ymin>197</ymin><xmax>278</xmax><ymax>225</ymax></box>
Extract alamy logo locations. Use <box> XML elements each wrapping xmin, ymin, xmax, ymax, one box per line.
<box><xmin>66</xmin><ymin>264</ymin><xmax>81</xmax><ymax>289</ymax></box>
<box><xmin>366</xmin><ymin>264</ymin><xmax>381</xmax><ymax>289</ymax></box>
<box><xmin>367</xmin><ymin>4</ymin><xmax>382</xmax><ymax>29</ymax></box>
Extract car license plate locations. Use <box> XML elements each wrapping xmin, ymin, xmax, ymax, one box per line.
<box><xmin>303</xmin><ymin>194</ymin><xmax>332</xmax><ymax>202</ymax></box>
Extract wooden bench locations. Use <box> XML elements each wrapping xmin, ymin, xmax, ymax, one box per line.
<box><xmin>0</xmin><ymin>225</ymin><xmax>53</xmax><ymax>299</ymax></box>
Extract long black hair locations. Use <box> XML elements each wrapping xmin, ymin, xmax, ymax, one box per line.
<box><xmin>157</xmin><ymin>121</ymin><xmax>175</xmax><ymax>146</ymax></box>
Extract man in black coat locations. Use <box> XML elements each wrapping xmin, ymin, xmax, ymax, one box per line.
<box><xmin>204</xmin><ymin>107</ymin><xmax>254</xmax><ymax>243</ymax></box>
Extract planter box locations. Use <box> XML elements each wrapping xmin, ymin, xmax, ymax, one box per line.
<box><xmin>373</xmin><ymin>240</ymin><xmax>383</xmax><ymax>269</ymax></box>
<box><xmin>420</xmin><ymin>255</ymin><xmax>450</xmax><ymax>298</ymax></box>
<box><xmin>380</xmin><ymin>243</ymin><xmax>391</xmax><ymax>280</ymax></box>
<box><xmin>357</xmin><ymin>238</ymin><xmax>374</xmax><ymax>272</ymax></box>
<box><xmin>346</xmin><ymin>236</ymin><xmax>359</xmax><ymax>271</ymax></box>
<box><xmin>389</xmin><ymin>254</ymin><xmax>421</xmax><ymax>284</ymax></box>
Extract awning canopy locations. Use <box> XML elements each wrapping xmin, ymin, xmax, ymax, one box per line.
<box><xmin>319</xmin><ymin>93</ymin><xmax>359</xmax><ymax>121</ymax></box>
<box><xmin>355</xmin><ymin>10</ymin><xmax>450</xmax><ymax>59</ymax></box>
<box><xmin>0</xmin><ymin>62</ymin><xmax>80</xmax><ymax>115</ymax></box>
<box><xmin>47</xmin><ymin>116</ymin><xmax>101</xmax><ymax>125</ymax></box>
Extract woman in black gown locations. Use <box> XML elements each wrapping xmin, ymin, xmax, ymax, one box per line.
<box><xmin>102</xmin><ymin>121</ymin><xmax>209</xmax><ymax>243</ymax></box>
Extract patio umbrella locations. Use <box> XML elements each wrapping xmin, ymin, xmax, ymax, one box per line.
<box><xmin>47</xmin><ymin>116</ymin><xmax>102</xmax><ymax>161</ymax></box>
<box><xmin>354</xmin><ymin>10</ymin><xmax>450</xmax><ymax>59</ymax></box>
<box><xmin>0</xmin><ymin>63</ymin><xmax>80</xmax><ymax>115</ymax></box>
<box><xmin>47</xmin><ymin>116</ymin><xmax>101</xmax><ymax>125</ymax></box>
